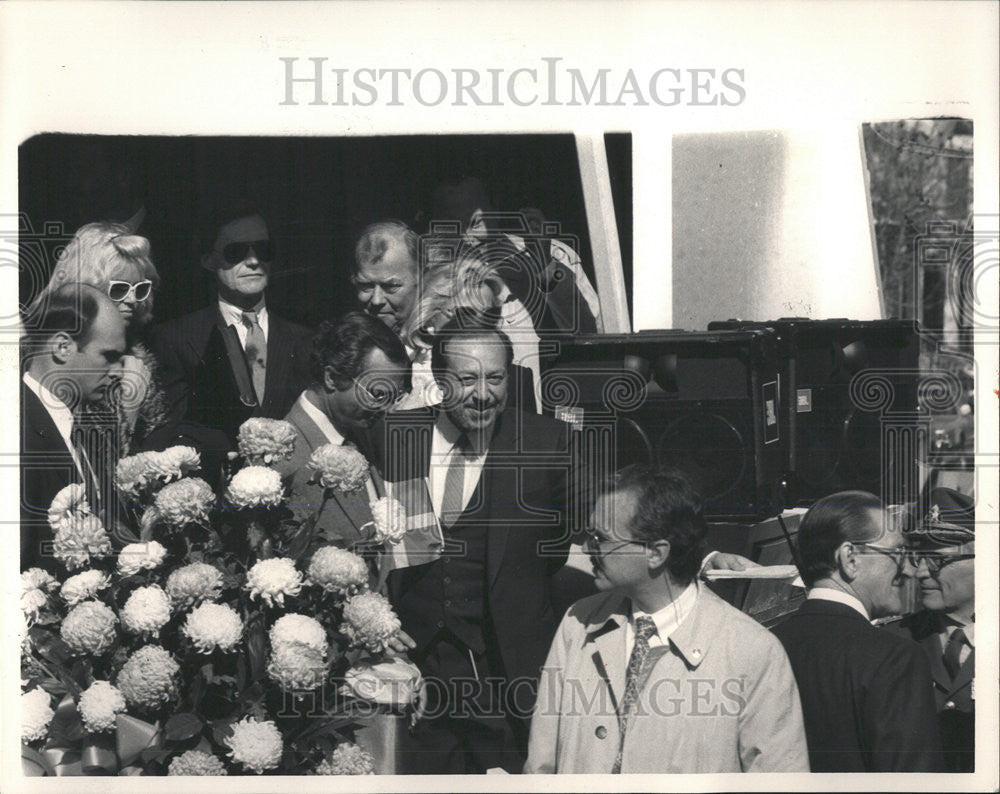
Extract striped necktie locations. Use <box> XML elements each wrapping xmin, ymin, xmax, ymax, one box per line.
<box><xmin>439</xmin><ymin>434</ymin><xmax>473</xmax><ymax>529</ymax></box>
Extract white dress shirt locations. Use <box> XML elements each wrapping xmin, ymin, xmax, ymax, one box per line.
<box><xmin>218</xmin><ymin>297</ymin><xmax>268</xmax><ymax>349</ymax></box>
<box><xmin>427</xmin><ymin>411</ymin><xmax>489</xmax><ymax>518</ymax></box>
<box><xmin>296</xmin><ymin>392</ymin><xmax>378</xmax><ymax>504</ymax></box>
<box><xmin>22</xmin><ymin>371</ymin><xmax>92</xmax><ymax>486</ymax></box>
<box><xmin>625</xmin><ymin>579</ymin><xmax>699</xmax><ymax>658</ymax></box>
<box><xmin>807</xmin><ymin>587</ymin><xmax>870</xmax><ymax>621</ymax></box>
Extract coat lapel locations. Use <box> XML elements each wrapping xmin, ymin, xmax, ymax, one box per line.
<box><xmin>948</xmin><ymin>647</ymin><xmax>974</xmax><ymax>697</ymax></box>
<box><xmin>485</xmin><ymin>411</ymin><xmax>517</xmax><ymax>590</ymax></box>
<box><xmin>589</xmin><ymin>617</ymin><xmax>627</xmax><ymax>712</ymax></box>
<box><xmin>262</xmin><ymin>314</ymin><xmax>292</xmax><ymax>414</ymax></box>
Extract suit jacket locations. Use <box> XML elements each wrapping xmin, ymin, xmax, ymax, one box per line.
<box><xmin>272</xmin><ymin>397</ymin><xmax>377</xmax><ymax>552</ymax></box>
<box><xmin>893</xmin><ymin>610</ymin><xmax>974</xmax><ymax>772</ymax></box>
<box><xmin>21</xmin><ymin>381</ymin><xmax>79</xmax><ymax>571</ymax></box>
<box><xmin>149</xmin><ymin>304</ymin><xmax>312</xmax><ymax>445</ymax></box>
<box><xmin>525</xmin><ymin>586</ymin><xmax>810</xmax><ymax>773</ymax></box>
<box><xmin>378</xmin><ymin>406</ymin><xmax>574</xmax><ymax>689</ymax></box>
<box><xmin>772</xmin><ymin>598</ymin><xmax>943</xmax><ymax>772</ymax></box>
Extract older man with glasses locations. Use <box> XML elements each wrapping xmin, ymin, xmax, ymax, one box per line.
<box><xmin>892</xmin><ymin>487</ymin><xmax>976</xmax><ymax>772</ymax></box>
<box><xmin>771</xmin><ymin>490</ymin><xmax>943</xmax><ymax>772</ymax></box>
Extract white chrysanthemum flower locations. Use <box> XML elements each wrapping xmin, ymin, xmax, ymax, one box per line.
<box><xmin>306</xmin><ymin>546</ymin><xmax>369</xmax><ymax>598</ymax></box>
<box><xmin>269</xmin><ymin>614</ymin><xmax>327</xmax><ymax>655</ymax></box>
<box><xmin>147</xmin><ymin>446</ymin><xmax>201</xmax><ymax>482</ymax></box>
<box><xmin>117</xmin><ymin>645</ymin><xmax>180</xmax><ymax>711</ymax></box>
<box><xmin>226</xmin><ymin>466</ymin><xmax>284</xmax><ymax>508</ymax></box>
<box><xmin>78</xmin><ymin>680</ymin><xmax>126</xmax><ymax>733</ymax></box>
<box><xmin>314</xmin><ymin>742</ymin><xmax>375</xmax><ymax>775</ymax></box>
<box><xmin>60</xmin><ymin>569</ymin><xmax>112</xmax><ymax>607</ymax></box>
<box><xmin>182</xmin><ymin>603</ymin><xmax>243</xmax><ymax>653</ymax></box>
<box><xmin>369</xmin><ymin>497</ymin><xmax>408</xmax><ymax>544</ymax></box>
<box><xmin>237</xmin><ymin>418</ymin><xmax>298</xmax><ymax>465</ymax></box>
<box><xmin>341</xmin><ymin>592</ymin><xmax>402</xmax><ymax>653</ymax></box>
<box><xmin>168</xmin><ymin>749</ymin><xmax>228</xmax><ymax>776</ymax></box>
<box><xmin>21</xmin><ymin>568</ymin><xmax>59</xmax><ymax>620</ymax></box>
<box><xmin>22</xmin><ymin>688</ymin><xmax>55</xmax><ymax>743</ymax></box>
<box><xmin>53</xmin><ymin>515</ymin><xmax>112</xmax><ymax>571</ymax></box>
<box><xmin>61</xmin><ymin>601</ymin><xmax>117</xmax><ymax>655</ymax></box>
<box><xmin>224</xmin><ymin>717</ymin><xmax>283</xmax><ymax>774</ymax></box>
<box><xmin>116</xmin><ymin>452</ymin><xmax>156</xmax><ymax>498</ymax></box>
<box><xmin>266</xmin><ymin>644</ymin><xmax>327</xmax><ymax>691</ymax></box>
<box><xmin>245</xmin><ymin>558</ymin><xmax>302</xmax><ymax>607</ymax></box>
<box><xmin>166</xmin><ymin>562</ymin><xmax>224</xmax><ymax>609</ymax></box>
<box><xmin>154</xmin><ymin>478</ymin><xmax>214</xmax><ymax>528</ymax></box>
<box><xmin>117</xmin><ymin>541</ymin><xmax>168</xmax><ymax>577</ymax></box>
<box><xmin>120</xmin><ymin>586</ymin><xmax>172</xmax><ymax>636</ymax></box>
<box><xmin>308</xmin><ymin>444</ymin><xmax>369</xmax><ymax>492</ymax></box>
<box><xmin>47</xmin><ymin>482</ymin><xmax>91</xmax><ymax>532</ymax></box>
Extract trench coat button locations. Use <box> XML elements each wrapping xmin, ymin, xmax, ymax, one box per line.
<box><xmin>595</xmin><ymin>726</ymin><xmax>608</xmax><ymax>739</ymax></box>
<box><xmin>691</xmin><ymin>648</ymin><xmax>702</xmax><ymax>660</ymax></box>
<box><xmin>944</xmin><ymin>701</ymin><xmax>955</xmax><ymax>709</ymax></box>
<box><xmin>436</xmin><ymin>620</ymin><xmax>445</xmax><ymax>629</ymax></box>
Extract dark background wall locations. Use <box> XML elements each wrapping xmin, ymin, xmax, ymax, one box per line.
<box><xmin>20</xmin><ymin>133</ymin><xmax>631</xmax><ymax>328</ymax></box>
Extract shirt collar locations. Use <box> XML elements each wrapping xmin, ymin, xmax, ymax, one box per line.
<box><xmin>807</xmin><ymin>587</ymin><xmax>871</xmax><ymax>621</ymax></box>
<box><xmin>631</xmin><ymin>580</ymin><xmax>699</xmax><ymax>643</ymax></box>
<box><xmin>432</xmin><ymin>410</ymin><xmax>491</xmax><ymax>457</ymax></box>
<box><xmin>23</xmin><ymin>370</ymin><xmax>75</xmax><ymax>439</ymax></box>
<box><xmin>218</xmin><ymin>295</ymin><xmax>266</xmax><ymax>327</ymax></box>
<box><xmin>297</xmin><ymin>392</ymin><xmax>346</xmax><ymax>446</ymax></box>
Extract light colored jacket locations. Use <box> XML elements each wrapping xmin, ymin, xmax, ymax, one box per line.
<box><xmin>525</xmin><ymin>585</ymin><xmax>810</xmax><ymax>774</ymax></box>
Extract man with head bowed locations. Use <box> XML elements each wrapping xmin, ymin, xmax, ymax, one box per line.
<box><xmin>21</xmin><ymin>283</ymin><xmax>127</xmax><ymax>570</ymax></box>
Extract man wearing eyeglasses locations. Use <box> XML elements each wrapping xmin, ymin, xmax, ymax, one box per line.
<box><xmin>771</xmin><ymin>490</ymin><xmax>942</xmax><ymax>772</ymax></box>
<box><xmin>893</xmin><ymin>487</ymin><xmax>975</xmax><ymax>772</ymax></box>
<box><xmin>273</xmin><ymin>311</ymin><xmax>412</xmax><ymax>553</ymax></box>
<box><xmin>151</xmin><ymin>206</ymin><xmax>313</xmax><ymax>446</ymax></box>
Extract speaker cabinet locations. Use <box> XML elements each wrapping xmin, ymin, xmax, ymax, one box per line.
<box><xmin>541</xmin><ymin>330</ymin><xmax>782</xmax><ymax>521</ymax></box>
<box><xmin>708</xmin><ymin>318</ymin><xmax>920</xmax><ymax>504</ymax></box>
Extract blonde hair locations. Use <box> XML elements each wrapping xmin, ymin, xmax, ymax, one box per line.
<box><xmin>401</xmin><ymin>252</ymin><xmax>505</xmax><ymax>349</ymax></box>
<box><xmin>36</xmin><ymin>221</ymin><xmax>160</xmax><ymax>327</ymax></box>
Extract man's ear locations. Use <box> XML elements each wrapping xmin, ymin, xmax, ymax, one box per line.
<box><xmin>49</xmin><ymin>331</ymin><xmax>76</xmax><ymax>364</ymax></box>
<box><xmin>646</xmin><ymin>539</ymin><xmax>671</xmax><ymax>571</ymax></box>
<box><xmin>200</xmin><ymin>252</ymin><xmax>217</xmax><ymax>273</ymax></box>
<box><xmin>834</xmin><ymin>541</ymin><xmax>860</xmax><ymax>581</ymax></box>
<box><xmin>322</xmin><ymin>365</ymin><xmax>342</xmax><ymax>394</ymax></box>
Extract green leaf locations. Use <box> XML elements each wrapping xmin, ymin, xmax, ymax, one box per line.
<box><xmin>165</xmin><ymin>712</ymin><xmax>204</xmax><ymax>742</ymax></box>
<box><xmin>211</xmin><ymin>717</ymin><xmax>236</xmax><ymax>746</ymax></box>
<box><xmin>47</xmin><ymin>705</ymin><xmax>84</xmax><ymax>746</ymax></box>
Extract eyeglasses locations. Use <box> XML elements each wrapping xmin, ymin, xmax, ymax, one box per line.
<box><xmin>107</xmin><ymin>280</ymin><xmax>153</xmax><ymax>302</ymax></box>
<box><xmin>220</xmin><ymin>239</ymin><xmax>275</xmax><ymax>265</ymax></box>
<box><xmin>583</xmin><ymin>530</ymin><xmax>646</xmax><ymax>556</ymax></box>
<box><xmin>352</xmin><ymin>377</ymin><xmax>408</xmax><ymax>411</ymax></box>
<box><xmin>915</xmin><ymin>552</ymin><xmax>975</xmax><ymax>576</ymax></box>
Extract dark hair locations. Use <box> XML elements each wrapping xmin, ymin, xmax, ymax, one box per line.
<box><xmin>796</xmin><ymin>490</ymin><xmax>885</xmax><ymax>587</ymax></box>
<box><xmin>605</xmin><ymin>464</ymin><xmax>708</xmax><ymax>584</ymax></box>
<box><xmin>200</xmin><ymin>200</ymin><xmax>268</xmax><ymax>254</ymax></box>
<box><xmin>33</xmin><ymin>283</ymin><xmax>105</xmax><ymax>347</ymax></box>
<box><xmin>309</xmin><ymin>310</ymin><xmax>411</xmax><ymax>389</ymax></box>
<box><xmin>429</xmin><ymin>313</ymin><xmax>513</xmax><ymax>382</ymax></box>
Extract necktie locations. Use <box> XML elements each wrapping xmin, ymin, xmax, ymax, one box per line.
<box><xmin>943</xmin><ymin>627</ymin><xmax>967</xmax><ymax>680</ymax></box>
<box><xmin>242</xmin><ymin>311</ymin><xmax>267</xmax><ymax>404</ymax></box>
<box><xmin>439</xmin><ymin>435</ymin><xmax>472</xmax><ymax>529</ymax></box>
<box><xmin>612</xmin><ymin>615</ymin><xmax>658</xmax><ymax>774</ymax></box>
<box><xmin>70</xmin><ymin>423</ymin><xmax>101</xmax><ymax>509</ymax></box>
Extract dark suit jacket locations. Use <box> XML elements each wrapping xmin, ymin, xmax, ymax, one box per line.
<box><xmin>772</xmin><ymin>598</ymin><xmax>943</xmax><ymax>772</ymax></box>
<box><xmin>893</xmin><ymin>610</ymin><xmax>974</xmax><ymax>772</ymax></box>
<box><xmin>149</xmin><ymin>304</ymin><xmax>312</xmax><ymax>445</ymax></box>
<box><xmin>272</xmin><ymin>397</ymin><xmax>377</xmax><ymax>551</ymax></box>
<box><xmin>378</xmin><ymin>406</ymin><xmax>574</xmax><ymax>689</ymax></box>
<box><xmin>21</xmin><ymin>381</ymin><xmax>79</xmax><ymax>571</ymax></box>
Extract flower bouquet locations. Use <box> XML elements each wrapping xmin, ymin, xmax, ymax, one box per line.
<box><xmin>20</xmin><ymin>419</ymin><xmax>420</xmax><ymax>776</ymax></box>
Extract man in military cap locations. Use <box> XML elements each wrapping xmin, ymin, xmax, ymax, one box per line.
<box><xmin>897</xmin><ymin>486</ymin><xmax>976</xmax><ymax>772</ymax></box>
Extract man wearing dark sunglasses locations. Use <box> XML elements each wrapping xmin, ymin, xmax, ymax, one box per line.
<box><xmin>150</xmin><ymin>206</ymin><xmax>312</xmax><ymax>447</ymax></box>
<box><xmin>892</xmin><ymin>487</ymin><xmax>976</xmax><ymax>772</ymax></box>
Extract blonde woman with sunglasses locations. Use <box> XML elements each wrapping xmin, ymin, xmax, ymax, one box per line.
<box><xmin>30</xmin><ymin>221</ymin><xmax>168</xmax><ymax>454</ymax></box>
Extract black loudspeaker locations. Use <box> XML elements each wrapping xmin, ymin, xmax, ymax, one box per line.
<box><xmin>708</xmin><ymin>318</ymin><xmax>920</xmax><ymax>504</ymax></box>
<box><xmin>541</xmin><ymin>330</ymin><xmax>782</xmax><ymax>521</ymax></box>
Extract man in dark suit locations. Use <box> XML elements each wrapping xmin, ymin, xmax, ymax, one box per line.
<box><xmin>772</xmin><ymin>490</ymin><xmax>943</xmax><ymax>772</ymax></box>
<box><xmin>272</xmin><ymin>312</ymin><xmax>411</xmax><ymax>553</ymax></box>
<box><xmin>150</xmin><ymin>208</ymin><xmax>312</xmax><ymax>446</ymax></box>
<box><xmin>896</xmin><ymin>487</ymin><xmax>975</xmax><ymax>772</ymax></box>
<box><xmin>21</xmin><ymin>284</ymin><xmax>127</xmax><ymax>570</ymax></box>
<box><xmin>377</xmin><ymin>321</ymin><xmax>576</xmax><ymax>774</ymax></box>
